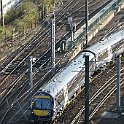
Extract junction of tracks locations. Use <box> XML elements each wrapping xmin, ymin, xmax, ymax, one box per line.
<box><xmin>0</xmin><ymin>0</ymin><xmax>124</xmax><ymax>124</ymax></box>
<box><xmin>53</xmin><ymin>8</ymin><xmax>124</xmax><ymax>124</ymax></box>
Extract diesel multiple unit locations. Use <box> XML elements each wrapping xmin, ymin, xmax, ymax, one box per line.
<box><xmin>31</xmin><ymin>30</ymin><xmax>124</xmax><ymax>123</ymax></box>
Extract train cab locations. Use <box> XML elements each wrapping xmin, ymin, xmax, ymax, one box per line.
<box><xmin>31</xmin><ymin>92</ymin><xmax>54</xmax><ymax>123</ymax></box>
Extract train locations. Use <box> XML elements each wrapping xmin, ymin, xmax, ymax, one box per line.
<box><xmin>31</xmin><ymin>29</ymin><xmax>124</xmax><ymax>123</ymax></box>
<box><xmin>1</xmin><ymin>0</ymin><xmax>21</xmax><ymax>16</ymax></box>
<box><xmin>61</xmin><ymin>0</ymin><xmax>122</xmax><ymax>51</ymax></box>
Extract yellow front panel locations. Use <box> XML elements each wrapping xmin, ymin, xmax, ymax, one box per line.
<box><xmin>33</xmin><ymin>110</ymin><xmax>49</xmax><ymax>116</ymax></box>
<box><xmin>34</xmin><ymin>96</ymin><xmax>50</xmax><ymax>99</ymax></box>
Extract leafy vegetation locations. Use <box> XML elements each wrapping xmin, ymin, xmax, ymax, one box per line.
<box><xmin>0</xmin><ymin>0</ymin><xmax>62</xmax><ymax>61</ymax></box>
<box><xmin>0</xmin><ymin>0</ymin><xmax>56</xmax><ymax>40</ymax></box>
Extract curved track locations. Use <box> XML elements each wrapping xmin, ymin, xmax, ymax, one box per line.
<box><xmin>54</xmin><ymin>62</ymin><xmax>124</xmax><ymax>124</ymax></box>
<box><xmin>0</xmin><ymin>0</ymin><xmax>122</xmax><ymax>123</ymax></box>
<box><xmin>71</xmin><ymin>67</ymin><xmax>124</xmax><ymax>124</ymax></box>
<box><xmin>0</xmin><ymin>0</ymin><xmax>114</xmax><ymax>104</ymax></box>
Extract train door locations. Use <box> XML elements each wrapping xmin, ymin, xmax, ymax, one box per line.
<box><xmin>107</xmin><ymin>46</ymin><xmax>113</xmax><ymax>61</ymax></box>
<box><xmin>63</xmin><ymin>85</ymin><xmax>68</xmax><ymax>106</ymax></box>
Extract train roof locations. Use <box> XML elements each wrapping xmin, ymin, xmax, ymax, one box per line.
<box><xmin>89</xmin><ymin>30</ymin><xmax>124</xmax><ymax>54</ymax></box>
<box><xmin>42</xmin><ymin>53</ymin><xmax>91</xmax><ymax>97</ymax></box>
<box><xmin>41</xmin><ymin>30</ymin><xmax>124</xmax><ymax>97</ymax></box>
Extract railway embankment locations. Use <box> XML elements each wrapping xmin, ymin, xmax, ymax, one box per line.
<box><xmin>53</xmin><ymin>7</ymin><xmax>124</xmax><ymax>124</ymax></box>
<box><xmin>0</xmin><ymin>0</ymin><xmax>123</xmax><ymax>124</ymax></box>
<box><xmin>69</xmin><ymin>1</ymin><xmax>124</xmax><ymax>62</ymax></box>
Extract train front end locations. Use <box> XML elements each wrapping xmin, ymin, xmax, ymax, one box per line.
<box><xmin>31</xmin><ymin>92</ymin><xmax>54</xmax><ymax>123</ymax></box>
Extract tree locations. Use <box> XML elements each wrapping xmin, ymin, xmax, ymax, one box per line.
<box><xmin>4</xmin><ymin>8</ymin><xmax>23</xmax><ymax>25</ymax></box>
<box><xmin>33</xmin><ymin>0</ymin><xmax>55</xmax><ymax>19</ymax></box>
<box><xmin>21</xmin><ymin>1</ymin><xmax>39</xmax><ymax>28</ymax></box>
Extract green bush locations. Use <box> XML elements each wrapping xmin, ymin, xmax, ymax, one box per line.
<box><xmin>1</xmin><ymin>0</ymin><xmax>56</xmax><ymax>38</ymax></box>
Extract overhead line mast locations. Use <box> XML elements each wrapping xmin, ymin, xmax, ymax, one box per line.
<box><xmin>51</xmin><ymin>11</ymin><xmax>56</xmax><ymax>76</ymax></box>
<box><xmin>0</xmin><ymin>0</ymin><xmax>4</xmax><ymax>27</ymax></box>
<box><xmin>85</xmin><ymin>0</ymin><xmax>89</xmax><ymax>46</ymax></box>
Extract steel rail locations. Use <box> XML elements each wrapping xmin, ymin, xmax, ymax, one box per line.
<box><xmin>0</xmin><ymin>61</ymin><xmax>62</xmax><ymax>123</ymax></box>
<box><xmin>0</xmin><ymin>57</ymin><xmax>51</xmax><ymax>106</ymax></box>
<box><xmin>0</xmin><ymin>0</ymin><xmax>119</xmax><ymax>122</ymax></box>
<box><xmin>0</xmin><ymin>0</ymin><xmax>84</xmax><ymax>92</ymax></box>
<box><xmin>70</xmin><ymin>67</ymin><xmax>124</xmax><ymax>124</ymax></box>
<box><xmin>89</xmin><ymin>80</ymin><xmax>124</xmax><ymax>120</ymax></box>
<box><xmin>0</xmin><ymin>0</ymin><xmax>109</xmax><ymax>101</ymax></box>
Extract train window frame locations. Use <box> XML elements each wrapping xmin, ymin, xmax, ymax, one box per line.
<box><xmin>68</xmin><ymin>71</ymin><xmax>85</xmax><ymax>93</ymax></box>
<box><xmin>98</xmin><ymin>48</ymin><xmax>108</xmax><ymax>61</ymax></box>
<box><xmin>89</xmin><ymin>58</ymin><xmax>95</xmax><ymax>72</ymax></box>
<box><xmin>33</xmin><ymin>98</ymin><xmax>53</xmax><ymax>110</ymax></box>
<box><xmin>55</xmin><ymin>89</ymin><xmax>64</xmax><ymax>106</ymax></box>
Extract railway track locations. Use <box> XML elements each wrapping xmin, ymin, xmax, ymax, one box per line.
<box><xmin>0</xmin><ymin>0</ymin><xmax>114</xmax><ymax>104</ymax></box>
<box><xmin>72</xmin><ymin>67</ymin><xmax>124</xmax><ymax>124</ymax></box>
<box><xmin>89</xmin><ymin>9</ymin><xmax>124</xmax><ymax>46</ymax></box>
<box><xmin>53</xmin><ymin>62</ymin><xmax>124</xmax><ymax>124</ymax></box>
<box><xmin>0</xmin><ymin>0</ymin><xmax>85</xmax><ymax>72</ymax></box>
<box><xmin>1</xmin><ymin>0</ymin><xmax>112</xmax><ymax>74</ymax></box>
<box><xmin>52</xmin><ymin>8</ymin><xmax>124</xmax><ymax>124</ymax></box>
<box><xmin>0</xmin><ymin>0</ymin><xmax>84</xmax><ymax>96</ymax></box>
<box><xmin>0</xmin><ymin>0</ymin><xmax>123</xmax><ymax>123</ymax></box>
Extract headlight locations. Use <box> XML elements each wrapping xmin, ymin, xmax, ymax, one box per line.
<box><xmin>31</xmin><ymin>120</ymin><xmax>35</xmax><ymax>123</ymax></box>
<box><xmin>48</xmin><ymin>111</ymin><xmax>51</xmax><ymax>115</ymax></box>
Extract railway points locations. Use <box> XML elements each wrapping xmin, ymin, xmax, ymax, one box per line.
<box><xmin>0</xmin><ymin>0</ymin><xmax>124</xmax><ymax>124</ymax></box>
<box><xmin>53</xmin><ymin>8</ymin><xmax>124</xmax><ymax>124</ymax></box>
<box><xmin>0</xmin><ymin>0</ymin><xmax>118</xmax><ymax>102</ymax></box>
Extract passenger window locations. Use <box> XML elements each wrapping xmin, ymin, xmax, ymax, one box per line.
<box><xmin>98</xmin><ymin>49</ymin><xmax>108</xmax><ymax>61</ymax></box>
